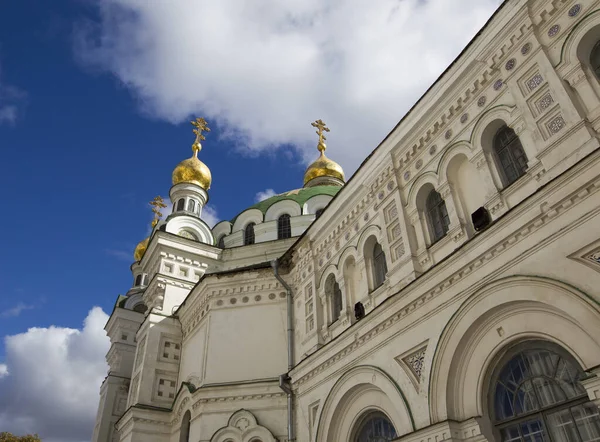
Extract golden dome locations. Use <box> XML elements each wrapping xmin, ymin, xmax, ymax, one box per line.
<box><xmin>172</xmin><ymin>145</ymin><xmax>212</xmax><ymax>190</ymax></box>
<box><xmin>303</xmin><ymin>142</ymin><xmax>345</xmax><ymax>186</ymax></box>
<box><xmin>134</xmin><ymin>237</ymin><xmax>149</xmax><ymax>262</ymax></box>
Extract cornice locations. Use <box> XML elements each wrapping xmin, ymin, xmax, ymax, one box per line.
<box><xmin>292</xmin><ymin>158</ymin><xmax>600</xmax><ymax>387</ymax></box>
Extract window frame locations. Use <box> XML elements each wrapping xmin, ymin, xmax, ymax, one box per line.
<box><xmin>425</xmin><ymin>190</ymin><xmax>450</xmax><ymax>244</ymax></box>
<box><xmin>244</xmin><ymin>222</ymin><xmax>256</xmax><ymax>245</ymax></box>
<box><xmin>492</xmin><ymin>125</ymin><xmax>528</xmax><ymax>188</ymax></box>
<box><xmin>277</xmin><ymin>214</ymin><xmax>292</xmax><ymax>239</ymax></box>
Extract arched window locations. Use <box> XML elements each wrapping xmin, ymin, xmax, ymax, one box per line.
<box><xmin>326</xmin><ymin>274</ymin><xmax>343</xmax><ymax>324</ymax></box>
<box><xmin>426</xmin><ymin>190</ymin><xmax>450</xmax><ymax>243</ymax></box>
<box><xmin>179</xmin><ymin>410</ymin><xmax>191</xmax><ymax>442</ymax></box>
<box><xmin>176</xmin><ymin>199</ymin><xmax>185</xmax><ymax>211</ymax></box>
<box><xmin>591</xmin><ymin>40</ymin><xmax>600</xmax><ymax>79</ymax></box>
<box><xmin>491</xmin><ymin>344</ymin><xmax>600</xmax><ymax>442</ymax></box>
<box><xmin>353</xmin><ymin>412</ymin><xmax>398</xmax><ymax>442</ymax></box>
<box><xmin>493</xmin><ymin>125</ymin><xmax>528</xmax><ymax>187</ymax></box>
<box><xmin>315</xmin><ymin>208</ymin><xmax>325</xmax><ymax>218</ymax></box>
<box><xmin>134</xmin><ymin>274</ymin><xmax>143</xmax><ymax>286</ymax></box>
<box><xmin>142</xmin><ymin>274</ymin><xmax>148</xmax><ymax>286</ymax></box>
<box><xmin>187</xmin><ymin>199</ymin><xmax>196</xmax><ymax>213</ymax></box>
<box><xmin>277</xmin><ymin>214</ymin><xmax>291</xmax><ymax>239</ymax></box>
<box><xmin>244</xmin><ymin>222</ymin><xmax>256</xmax><ymax>245</ymax></box>
<box><xmin>372</xmin><ymin>242</ymin><xmax>388</xmax><ymax>289</ymax></box>
<box><xmin>217</xmin><ymin>235</ymin><xmax>225</xmax><ymax>248</ymax></box>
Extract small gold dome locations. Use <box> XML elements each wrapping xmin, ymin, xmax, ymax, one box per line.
<box><xmin>134</xmin><ymin>237</ymin><xmax>149</xmax><ymax>262</ymax></box>
<box><xmin>172</xmin><ymin>146</ymin><xmax>212</xmax><ymax>190</ymax></box>
<box><xmin>303</xmin><ymin>144</ymin><xmax>345</xmax><ymax>186</ymax></box>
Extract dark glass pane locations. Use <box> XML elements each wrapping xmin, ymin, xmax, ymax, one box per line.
<box><xmin>356</xmin><ymin>414</ymin><xmax>398</xmax><ymax>442</ymax></box>
<box><xmin>244</xmin><ymin>223</ymin><xmax>256</xmax><ymax>245</ymax></box>
<box><xmin>177</xmin><ymin>199</ymin><xmax>185</xmax><ymax>211</ymax></box>
<box><xmin>501</xmin><ymin>425</ymin><xmax>523</xmax><ymax>442</ymax></box>
<box><xmin>496</xmin><ymin>382</ymin><xmax>517</xmax><ymax>421</ymax></box>
<box><xmin>532</xmin><ymin>377</ymin><xmax>566</xmax><ymax>408</ymax></box>
<box><xmin>520</xmin><ymin>418</ymin><xmax>547</xmax><ymax>442</ymax></box>
<box><xmin>332</xmin><ymin>282</ymin><xmax>343</xmax><ymax>322</ymax></box>
<box><xmin>373</xmin><ymin>243</ymin><xmax>388</xmax><ymax>288</ymax></box>
<box><xmin>556</xmin><ymin>358</ymin><xmax>586</xmax><ymax>398</ymax></box>
<box><xmin>278</xmin><ymin>214</ymin><xmax>292</xmax><ymax>239</ymax></box>
<box><xmin>493</xmin><ymin>126</ymin><xmax>528</xmax><ymax>186</ymax></box>
<box><xmin>547</xmin><ymin>408</ymin><xmax>580</xmax><ymax>442</ymax></box>
<box><xmin>515</xmin><ymin>380</ymin><xmax>539</xmax><ymax>415</ymax></box>
<box><xmin>426</xmin><ymin>191</ymin><xmax>450</xmax><ymax>243</ymax></box>
<box><xmin>572</xmin><ymin>403</ymin><xmax>600</xmax><ymax>442</ymax></box>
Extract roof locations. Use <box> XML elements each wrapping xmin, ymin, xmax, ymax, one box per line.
<box><xmin>229</xmin><ymin>185</ymin><xmax>341</xmax><ymax>224</ymax></box>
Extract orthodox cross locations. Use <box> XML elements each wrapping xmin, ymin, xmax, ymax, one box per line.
<box><xmin>150</xmin><ymin>196</ymin><xmax>168</xmax><ymax>227</ymax></box>
<box><xmin>311</xmin><ymin>119</ymin><xmax>330</xmax><ymax>152</ymax></box>
<box><xmin>191</xmin><ymin>117</ymin><xmax>210</xmax><ymax>153</ymax></box>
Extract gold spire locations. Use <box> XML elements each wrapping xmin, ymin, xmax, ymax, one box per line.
<box><xmin>149</xmin><ymin>195</ymin><xmax>167</xmax><ymax>228</ymax></box>
<box><xmin>133</xmin><ymin>196</ymin><xmax>166</xmax><ymax>262</ymax></box>
<box><xmin>303</xmin><ymin>119</ymin><xmax>345</xmax><ymax>187</ymax></box>
<box><xmin>172</xmin><ymin>117</ymin><xmax>213</xmax><ymax>190</ymax></box>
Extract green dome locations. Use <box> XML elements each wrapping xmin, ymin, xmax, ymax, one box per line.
<box><xmin>230</xmin><ymin>185</ymin><xmax>341</xmax><ymax>224</ymax></box>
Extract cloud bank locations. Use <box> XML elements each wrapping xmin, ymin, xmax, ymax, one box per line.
<box><xmin>0</xmin><ymin>307</ymin><xmax>110</xmax><ymax>442</ymax></box>
<box><xmin>75</xmin><ymin>0</ymin><xmax>502</xmax><ymax>174</ymax></box>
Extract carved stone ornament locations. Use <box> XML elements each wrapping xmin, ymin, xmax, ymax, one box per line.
<box><xmin>209</xmin><ymin>409</ymin><xmax>277</xmax><ymax>442</ymax></box>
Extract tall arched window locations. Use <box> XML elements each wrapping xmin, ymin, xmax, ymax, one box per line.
<box><xmin>491</xmin><ymin>343</ymin><xmax>600</xmax><ymax>442</ymax></box>
<box><xmin>244</xmin><ymin>222</ymin><xmax>256</xmax><ymax>245</ymax></box>
<box><xmin>493</xmin><ymin>125</ymin><xmax>528</xmax><ymax>187</ymax></box>
<box><xmin>134</xmin><ymin>274</ymin><xmax>142</xmax><ymax>286</ymax></box>
<box><xmin>277</xmin><ymin>214</ymin><xmax>291</xmax><ymax>239</ymax></box>
<box><xmin>176</xmin><ymin>199</ymin><xmax>185</xmax><ymax>211</ymax></box>
<box><xmin>133</xmin><ymin>303</ymin><xmax>148</xmax><ymax>314</ymax></box>
<box><xmin>217</xmin><ymin>235</ymin><xmax>225</xmax><ymax>248</ymax></box>
<box><xmin>426</xmin><ymin>190</ymin><xmax>450</xmax><ymax>243</ymax></box>
<box><xmin>353</xmin><ymin>412</ymin><xmax>398</xmax><ymax>442</ymax></box>
<box><xmin>372</xmin><ymin>242</ymin><xmax>388</xmax><ymax>289</ymax></box>
<box><xmin>187</xmin><ymin>199</ymin><xmax>196</xmax><ymax>213</ymax></box>
<box><xmin>591</xmin><ymin>40</ymin><xmax>600</xmax><ymax>79</ymax></box>
<box><xmin>179</xmin><ymin>410</ymin><xmax>191</xmax><ymax>442</ymax></box>
<box><xmin>326</xmin><ymin>274</ymin><xmax>343</xmax><ymax>324</ymax></box>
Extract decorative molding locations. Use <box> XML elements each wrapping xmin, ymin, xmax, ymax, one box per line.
<box><xmin>294</xmin><ymin>172</ymin><xmax>600</xmax><ymax>387</ymax></box>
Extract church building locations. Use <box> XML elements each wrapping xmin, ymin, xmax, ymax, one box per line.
<box><xmin>93</xmin><ymin>0</ymin><xmax>600</xmax><ymax>441</ymax></box>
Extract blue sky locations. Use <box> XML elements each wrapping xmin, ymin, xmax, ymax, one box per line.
<box><xmin>0</xmin><ymin>0</ymin><xmax>311</xmax><ymax>345</ymax></box>
<box><xmin>0</xmin><ymin>0</ymin><xmax>501</xmax><ymax>439</ymax></box>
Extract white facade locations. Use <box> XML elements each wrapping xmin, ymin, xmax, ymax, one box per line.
<box><xmin>94</xmin><ymin>1</ymin><xmax>600</xmax><ymax>441</ymax></box>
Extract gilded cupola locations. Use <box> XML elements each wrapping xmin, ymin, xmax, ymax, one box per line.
<box><xmin>172</xmin><ymin>117</ymin><xmax>212</xmax><ymax>190</ymax></box>
<box><xmin>303</xmin><ymin>119</ymin><xmax>345</xmax><ymax>188</ymax></box>
<box><xmin>133</xmin><ymin>237</ymin><xmax>149</xmax><ymax>262</ymax></box>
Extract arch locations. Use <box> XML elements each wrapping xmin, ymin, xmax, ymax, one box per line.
<box><xmin>210</xmin><ymin>409</ymin><xmax>276</xmax><ymax>442</ymax></box>
<box><xmin>135</xmin><ymin>274</ymin><xmax>143</xmax><ymax>286</ymax></box>
<box><xmin>124</xmin><ymin>292</ymin><xmax>145</xmax><ymax>311</ymax></box>
<box><xmin>469</xmin><ymin>104</ymin><xmax>517</xmax><ymax>147</ymax></box>
<box><xmin>436</xmin><ymin>141</ymin><xmax>475</xmax><ymax>183</ymax></box>
<box><xmin>352</xmin><ymin>411</ymin><xmax>398</xmax><ymax>441</ymax></box>
<box><xmin>264</xmin><ymin>200</ymin><xmax>301</xmax><ymax>222</ymax></box>
<box><xmin>187</xmin><ymin>199</ymin><xmax>196</xmax><ymax>214</ymax></box>
<box><xmin>316</xmin><ymin>365</ymin><xmax>414</xmax><ymax>442</ymax></box>
<box><xmin>559</xmin><ymin>9</ymin><xmax>600</xmax><ymax>66</ymax></box>
<box><xmin>356</xmin><ymin>225</ymin><xmax>383</xmax><ymax>256</ymax></box>
<box><xmin>429</xmin><ymin>275</ymin><xmax>600</xmax><ymax>424</ymax></box>
<box><xmin>303</xmin><ymin>194</ymin><xmax>334</xmax><ymax>215</ymax></box>
<box><xmin>176</xmin><ymin>199</ymin><xmax>185</xmax><ymax>211</ymax></box>
<box><xmin>445</xmin><ymin>153</ymin><xmax>485</xmax><ymax>232</ymax></box>
<box><xmin>165</xmin><ymin>215</ymin><xmax>214</xmax><ymax>245</ymax></box>
<box><xmin>362</xmin><ymin>235</ymin><xmax>388</xmax><ymax>292</ymax></box>
<box><xmin>407</xmin><ymin>171</ymin><xmax>439</xmax><ymax>209</ymax></box>
<box><xmin>179</xmin><ymin>410</ymin><xmax>191</xmax><ymax>442</ymax></box>
<box><xmin>231</xmin><ymin>209</ymin><xmax>263</xmax><ymax>234</ymax></box>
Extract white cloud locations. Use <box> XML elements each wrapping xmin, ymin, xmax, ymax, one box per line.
<box><xmin>255</xmin><ymin>188</ymin><xmax>277</xmax><ymax>203</ymax></box>
<box><xmin>75</xmin><ymin>0</ymin><xmax>502</xmax><ymax>174</ymax></box>
<box><xmin>202</xmin><ymin>204</ymin><xmax>219</xmax><ymax>227</ymax></box>
<box><xmin>0</xmin><ymin>302</ymin><xmax>36</xmax><ymax>318</ymax></box>
<box><xmin>0</xmin><ymin>307</ymin><xmax>110</xmax><ymax>442</ymax></box>
<box><xmin>0</xmin><ymin>64</ymin><xmax>25</xmax><ymax>126</ymax></box>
